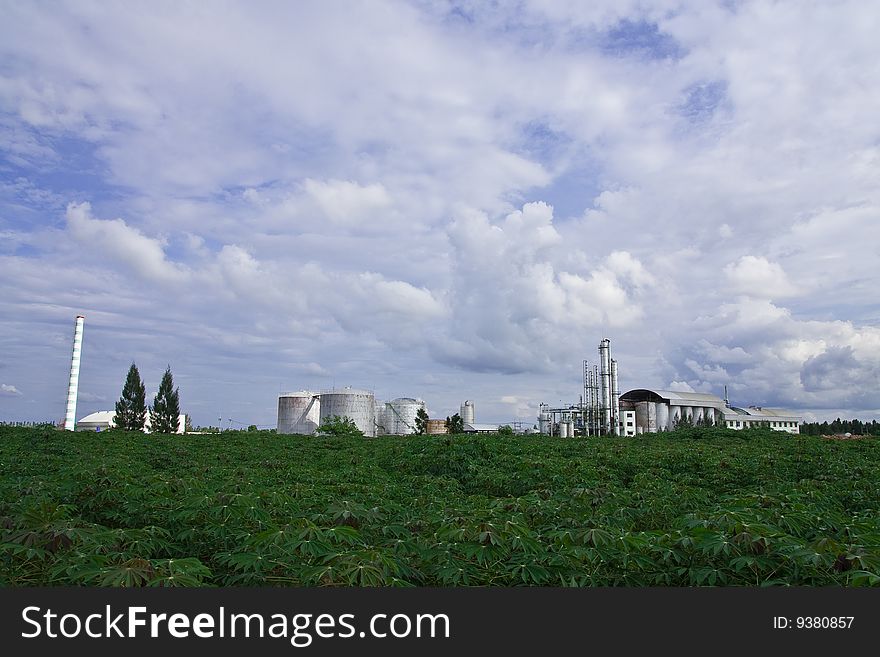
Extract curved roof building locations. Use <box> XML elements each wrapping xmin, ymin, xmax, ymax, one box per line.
<box><xmin>620</xmin><ymin>389</ymin><xmax>800</xmax><ymax>434</ymax></box>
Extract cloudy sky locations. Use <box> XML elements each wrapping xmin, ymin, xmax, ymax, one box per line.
<box><xmin>2</xmin><ymin>0</ymin><xmax>879</xmax><ymax>428</ymax></box>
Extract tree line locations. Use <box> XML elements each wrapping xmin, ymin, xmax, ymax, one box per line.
<box><xmin>799</xmin><ymin>418</ymin><xmax>880</xmax><ymax>436</ymax></box>
<box><xmin>114</xmin><ymin>363</ymin><xmax>181</xmax><ymax>433</ymax></box>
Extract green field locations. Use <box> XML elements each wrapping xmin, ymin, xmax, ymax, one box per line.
<box><xmin>1</xmin><ymin>425</ymin><xmax>878</xmax><ymax>586</ymax></box>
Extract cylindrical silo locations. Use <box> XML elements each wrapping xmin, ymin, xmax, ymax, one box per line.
<box><xmin>558</xmin><ymin>421</ymin><xmax>569</xmax><ymax>438</ymax></box>
<box><xmin>656</xmin><ymin>403</ymin><xmax>670</xmax><ymax>432</ymax></box>
<box><xmin>538</xmin><ymin>406</ymin><xmax>550</xmax><ymax>435</ymax></box>
<box><xmin>277</xmin><ymin>391</ymin><xmax>321</xmax><ymax>435</ymax></box>
<box><xmin>318</xmin><ymin>388</ymin><xmax>376</xmax><ymax>437</ymax></box>
<box><xmin>670</xmin><ymin>405</ymin><xmax>681</xmax><ymax>429</ymax></box>
<box><xmin>460</xmin><ymin>400</ymin><xmax>475</xmax><ymax>425</ymax></box>
<box><xmin>426</xmin><ymin>419</ymin><xmax>448</xmax><ymax>434</ymax></box>
<box><xmin>693</xmin><ymin>406</ymin><xmax>704</xmax><ymax>426</ymax></box>
<box><xmin>387</xmin><ymin>397</ymin><xmax>425</xmax><ymax>435</ymax></box>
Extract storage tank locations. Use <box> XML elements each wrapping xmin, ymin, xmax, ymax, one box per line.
<box><xmin>375</xmin><ymin>401</ymin><xmax>389</xmax><ymax>435</ymax></box>
<box><xmin>386</xmin><ymin>397</ymin><xmax>425</xmax><ymax>435</ymax></box>
<box><xmin>318</xmin><ymin>388</ymin><xmax>376</xmax><ymax>437</ymax></box>
<box><xmin>558</xmin><ymin>421</ymin><xmax>569</xmax><ymax>438</ymax></box>
<box><xmin>425</xmin><ymin>419</ymin><xmax>448</xmax><ymax>434</ymax></box>
<box><xmin>277</xmin><ymin>391</ymin><xmax>320</xmax><ymax>435</ymax></box>
<box><xmin>538</xmin><ymin>406</ymin><xmax>551</xmax><ymax>434</ymax></box>
<box><xmin>460</xmin><ymin>400</ymin><xmax>475</xmax><ymax>425</ymax></box>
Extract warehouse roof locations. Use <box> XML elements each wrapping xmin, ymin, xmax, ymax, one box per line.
<box><xmin>620</xmin><ymin>389</ymin><xmax>727</xmax><ymax>406</ymax></box>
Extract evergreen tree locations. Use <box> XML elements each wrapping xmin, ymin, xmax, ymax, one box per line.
<box><xmin>445</xmin><ymin>412</ymin><xmax>464</xmax><ymax>434</ymax></box>
<box><xmin>150</xmin><ymin>366</ymin><xmax>181</xmax><ymax>434</ymax></box>
<box><xmin>415</xmin><ymin>408</ymin><xmax>429</xmax><ymax>434</ymax></box>
<box><xmin>113</xmin><ymin>363</ymin><xmax>146</xmax><ymax>431</ymax></box>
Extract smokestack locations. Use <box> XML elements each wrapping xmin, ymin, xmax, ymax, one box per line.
<box><xmin>611</xmin><ymin>358</ymin><xmax>620</xmax><ymax>436</ymax></box>
<box><xmin>64</xmin><ymin>315</ymin><xmax>85</xmax><ymax>431</ymax></box>
<box><xmin>599</xmin><ymin>338</ymin><xmax>612</xmax><ymax>434</ymax></box>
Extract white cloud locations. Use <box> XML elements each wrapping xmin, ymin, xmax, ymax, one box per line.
<box><xmin>65</xmin><ymin>202</ymin><xmax>187</xmax><ymax>285</ymax></box>
<box><xmin>723</xmin><ymin>255</ymin><xmax>799</xmax><ymax>299</ymax></box>
<box><xmin>2</xmin><ymin>2</ymin><xmax>879</xmax><ymax>424</ymax></box>
<box><xmin>1</xmin><ymin>383</ymin><xmax>22</xmax><ymax>397</ymax></box>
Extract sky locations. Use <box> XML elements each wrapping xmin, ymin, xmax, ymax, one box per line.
<box><xmin>1</xmin><ymin>0</ymin><xmax>879</xmax><ymax>428</ymax></box>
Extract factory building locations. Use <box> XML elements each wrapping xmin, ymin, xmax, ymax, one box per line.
<box><xmin>619</xmin><ymin>389</ymin><xmax>801</xmax><ymax>434</ymax></box>
<box><xmin>75</xmin><ymin>410</ymin><xmax>186</xmax><ymax>433</ymax></box>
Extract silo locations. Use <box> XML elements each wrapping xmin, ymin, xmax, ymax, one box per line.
<box><xmin>426</xmin><ymin>419</ymin><xmax>448</xmax><ymax>434</ymax></box>
<box><xmin>558</xmin><ymin>421</ymin><xmax>569</xmax><ymax>438</ymax></box>
<box><xmin>656</xmin><ymin>403</ymin><xmax>670</xmax><ymax>432</ymax></box>
<box><xmin>277</xmin><ymin>391</ymin><xmax>320</xmax><ymax>435</ymax></box>
<box><xmin>387</xmin><ymin>397</ymin><xmax>425</xmax><ymax>435</ymax></box>
<box><xmin>318</xmin><ymin>388</ymin><xmax>376</xmax><ymax>437</ymax></box>
<box><xmin>460</xmin><ymin>400</ymin><xmax>475</xmax><ymax>425</ymax></box>
<box><xmin>538</xmin><ymin>406</ymin><xmax>550</xmax><ymax>434</ymax></box>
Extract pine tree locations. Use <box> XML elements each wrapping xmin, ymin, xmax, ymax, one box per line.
<box><xmin>150</xmin><ymin>365</ymin><xmax>181</xmax><ymax>434</ymax></box>
<box><xmin>415</xmin><ymin>408</ymin><xmax>429</xmax><ymax>434</ymax></box>
<box><xmin>113</xmin><ymin>363</ymin><xmax>146</xmax><ymax>431</ymax></box>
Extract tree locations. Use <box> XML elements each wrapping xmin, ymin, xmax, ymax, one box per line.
<box><xmin>673</xmin><ymin>413</ymin><xmax>693</xmax><ymax>431</ymax></box>
<box><xmin>445</xmin><ymin>413</ymin><xmax>464</xmax><ymax>434</ymax></box>
<box><xmin>415</xmin><ymin>408</ymin><xmax>429</xmax><ymax>435</ymax></box>
<box><xmin>497</xmin><ymin>424</ymin><xmax>515</xmax><ymax>437</ymax></box>
<box><xmin>317</xmin><ymin>415</ymin><xmax>363</xmax><ymax>438</ymax></box>
<box><xmin>113</xmin><ymin>363</ymin><xmax>146</xmax><ymax>431</ymax></box>
<box><xmin>150</xmin><ymin>366</ymin><xmax>180</xmax><ymax>434</ymax></box>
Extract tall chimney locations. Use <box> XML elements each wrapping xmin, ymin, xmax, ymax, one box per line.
<box><xmin>598</xmin><ymin>338</ymin><xmax>612</xmax><ymax>434</ymax></box>
<box><xmin>64</xmin><ymin>315</ymin><xmax>85</xmax><ymax>431</ymax></box>
<box><xmin>611</xmin><ymin>358</ymin><xmax>620</xmax><ymax>436</ymax></box>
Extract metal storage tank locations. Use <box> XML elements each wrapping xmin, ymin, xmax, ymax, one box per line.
<box><xmin>460</xmin><ymin>400</ymin><xmax>475</xmax><ymax>425</ymax></box>
<box><xmin>425</xmin><ymin>419</ymin><xmax>448</xmax><ymax>434</ymax></box>
<box><xmin>538</xmin><ymin>407</ymin><xmax>550</xmax><ymax>435</ymax></box>
<box><xmin>318</xmin><ymin>388</ymin><xmax>376</xmax><ymax>437</ymax></box>
<box><xmin>386</xmin><ymin>397</ymin><xmax>425</xmax><ymax>435</ymax></box>
<box><xmin>375</xmin><ymin>401</ymin><xmax>389</xmax><ymax>435</ymax></box>
<box><xmin>558</xmin><ymin>421</ymin><xmax>569</xmax><ymax>438</ymax></box>
<box><xmin>656</xmin><ymin>403</ymin><xmax>670</xmax><ymax>432</ymax></box>
<box><xmin>278</xmin><ymin>391</ymin><xmax>320</xmax><ymax>435</ymax></box>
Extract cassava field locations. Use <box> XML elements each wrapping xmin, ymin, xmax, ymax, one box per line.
<box><xmin>1</xmin><ymin>425</ymin><xmax>878</xmax><ymax>586</ymax></box>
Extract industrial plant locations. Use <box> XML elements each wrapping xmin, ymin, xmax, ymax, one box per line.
<box><xmin>537</xmin><ymin>339</ymin><xmax>801</xmax><ymax>437</ymax></box>
<box><xmin>59</xmin><ymin>314</ymin><xmax>801</xmax><ymax>438</ymax></box>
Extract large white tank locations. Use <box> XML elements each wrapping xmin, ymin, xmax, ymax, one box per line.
<box><xmin>538</xmin><ymin>407</ymin><xmax>550</xmax><ymax>434</ymax></box>
<box><xmin>558</xmin><ymin>421</ymin><xmax>569</xmax><ymax>438</ymax></box>
<box><xmin>460</xmin><ymin>400</ymin><xmax>475</xmax><ymax>425</ymax></box>
<box><xmin>375</xmin><ymin>401</ymin><xmax>388</xmax><ymax>435</ymax></box>
<box><xmin>319</xmin><ymin>388</ymin><xmax>376</xmax><ymax>437</ymax></box>
<box><xmin>277</xmin><ymin>391</ymin><xmax>320</xmax><ymax>435</ymax></box>
<box><xmin>386</xmin><ymin>397</ymin><xmax>425</xmax><ymax>435</ymax></box>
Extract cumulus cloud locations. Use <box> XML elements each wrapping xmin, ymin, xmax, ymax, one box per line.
<box><xmin>433</xmin><ymin>202</ymin><xmax>653</xmax><ymax>373</ymax></box>
<box><xmin>724</xmin><ymin>255</ymin><xmax>799</xmax><ymax>299</ymax></box>
<box><xmin>65</xmin><ymin>202</ymin><xmax>188</xmax><ymax>284</ymax></box>
<box><xmin>2</xmin><ymin>2</ymin><xmax>879</xmax><ymax>424</ymax></box>
<box><xmin>0</xmin><ymin>383</ymin><xmax>22</xmax><ymax>397</ymax></box>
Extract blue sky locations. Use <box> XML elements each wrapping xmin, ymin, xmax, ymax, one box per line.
<box><xmin>2</xmin><ymin>0</ymin><xmax>879</xmax><ymax>427</ymax></box>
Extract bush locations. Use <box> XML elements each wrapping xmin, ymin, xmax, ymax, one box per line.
<box><xmin>317</xmin><ymin>415</ymin><xmax>363</xmax><ymax>438</ymax></box>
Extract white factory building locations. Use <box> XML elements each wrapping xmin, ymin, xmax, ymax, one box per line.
<box><xmin>619</xmin><ymin>389</ymin><xmax>801</xmax><ymax>434</ymax></box>
<box><xmin>76</xmin><ymin>410</ymin><xmax>186</xmax><ymax>433</ymax></box>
